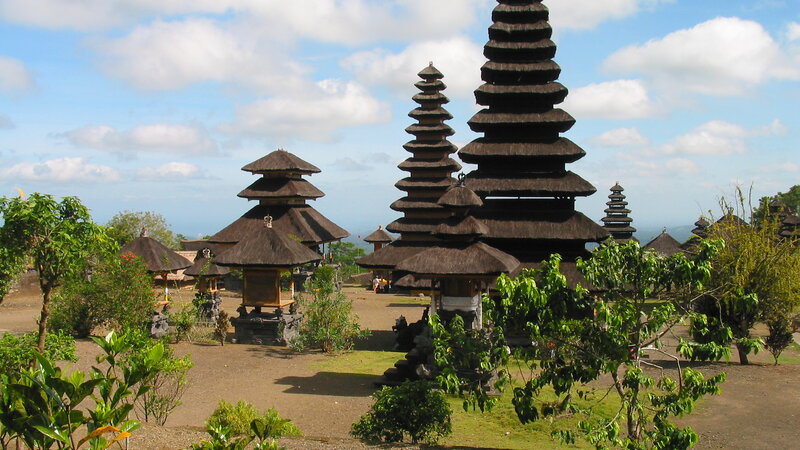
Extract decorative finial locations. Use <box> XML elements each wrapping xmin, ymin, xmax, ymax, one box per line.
<box><xmin>457</xmin><ymin>173</ymin><xmax>466</xmax><ymax>186</ymax></box>
<box><xmin>429</xmin><ymin>61</ymin><xmax>433</xmax><ymax>67</ymax></box>
<box><xmin>202</xmin><ymin>248</ymin><xmax>211</xmax><ymax>258</ymax></box>
<box><xmin>264</xmin><ymin>216</ymin><xmax>273</xmax><ymax>229</ymax></box>
<box><xmin>140</xmin><ymin>228</ymin><xmax>148</xmax><ymax>237</ymax></box>
<box><xmin>662</xmin><ymin>227</ymin><xmax>667</xmax><ymax>234</ymax></box>
<box><xmin>378</xmin><ymin>225</ymin><xmax>383</xmax><ymax>230</ymax></box>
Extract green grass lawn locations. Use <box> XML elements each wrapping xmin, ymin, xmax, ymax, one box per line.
<box><xmin>313</xmin><ymin>350</ymin><xmax>617</xmax><ymax>449</ymax></box>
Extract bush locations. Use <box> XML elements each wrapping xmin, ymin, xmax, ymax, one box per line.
<box><xmin>49</xmin><ymin>251</ymin><xmax>155</xmax><ymax>337</ymax></box>
<box><xmin>120</xmin><ymin>329</ymin><xmax>194</xmax><ymax>425</ymax></box>
<box><xmin>765</xmin><ymin>318</ymin><xmax>795</xmax><ymax>365</ymax></box>
<box><xmin>207</xmin><ymin>400</ymin><xmax>301</xmax><ymax>438</ymax></box>
<box><xmin>291</xmin><ymin>266</ymin><xmax>369</xmax><ymax>352</ymax></box>
<box><xmin>0</xmin><ymin>330</ymin><xmax>76</xmax><ymax>377</ymax></box>
<box><xmin>351</xmin><ymin>380</ymin><xmax>452</xmax><ymax>445</ymax></box>
<box><xmin>169</xmin><ymin>303</ymin><xmax>199</xmax><ymax>342</ymax></box>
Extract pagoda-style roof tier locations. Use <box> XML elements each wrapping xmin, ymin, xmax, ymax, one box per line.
<box><xmin>610</xmin><ymin>183</ymin><xmax>624</xmax><ymax>192</ymax></box>
<box><xmin>356</xmin><ymin>241</ymin><xmax>431</xmax><ymax>270</ymax></box>
<box><xmin>184</xmin><ymin>255</ymin><xmax>230</xmax><ymax>277</ymax></box>
<box><xmin>415</xmin><ymin>79</ymin><xmax>445</xmax><ymax>91</ymax></box>
<box><xmin>396</xmin><ymin>242</ymin><xmax>520</xmax><ymax>277</ymax></box>
<box><xmin>605</xmin><ymin>209</ymin><xmax>632</xmax><ymax>215</ymax></box>
<box><xmin>412</xmin><ymin>92</ymin><xmax>449</xmax><ymax>105</ymax></box>
<box><xmin>481</xmin><ymin>60</ymin><xmax>561</xmax><ymax>84</ymax></box>
<box><xmin>386</xmin><ymin>217</ymin><xmax>446</xmax><ymax>235</ymax></box>
<box><xmin>601</xmin><ymin>216</ymin><xmax>633</xmax><ymax>224</ymax></box>
<box><xmin>364</xmin><ymin>226</ymin><xmax>393</xmax><ymax>244</ymax></box>
<box><xmin>606</xmin><ymin>201</ymin><xmax>629</xmax><ymax>207</ymax></box>
<box><xmin>398</xmin><ymin>157</ymin><xmax>462</xmax><ymax>172</ymax></box>
<box><xmin>439</xmin><ymin>185</ymin><xmax>484</xmax><ymax>209</ymax></box>
<box><xmin>403</xmin><ymin>141</ymin><xmax>457</xmax><ymax>153</ymax></box>
<box><xmin>604</xmin><ymin>225</ymin><xmax>637</xmax><ymax>233</ymax></box>
<box><xmin>418</xmin><ymin>64</ymin><xmax>444</xmax><ymax>79</ymax></box>
<box><xmin>242</xmin><ymin>149</ymin><xmax>320</xmax><ymax>175</ymax></box>
<box><xmin>468</xmin><ymin>109</ymin><xmax>575</xmax><ymax>135</ymax></box>
<box><xmin>409</xmin><ymin>108</ymin><xmax>453</xmax><ymax>121</ymax></box>
<box><xmin>405</xmin><ymin>123</ymin><xmax>455</xmax><ymax>136</ymax></box>
<box><xmin>435</xmin><ymin>216</ymin><xmax>490</xmax><ymax>240</ymax></box>
<box><xmin>464</xmin><ymin>171</ymin><xmax>596</xmax><ymax>198</ymax></box>
<box><xmin>237</xmin><ymin>177</ymin><xmax>324</xmax><ymax>201</ymax></box>
<box><xmin>474</xmin><ymin>82</ymin><xmax>567</xmax><ymax>106</ymax></box>
<box><xmin>477</xmin><ymin>211</ymin><xmax>609</xmax><ymax>242</ymax></box>
<box><xmin>484</xmin><ymin>39</ymin><xmax>556</xmax><ymax>61</ymax></box>
<box><xmin>215</xmin><ymin>223</ymin><xmax>322</xmax><ymax>268</ymax></box>
<box><xmin>390</xmin><ymin>198</ymin><xmax>447</xmax><ymax>212</ymax></box>
<box><xmin>208</xmin><ymin>203</ymin><xmax>348</xmax><ymax>246</ymax></box>
<box><xmin>459</xmin><ymin>138</ymin><xmax>584</xmax><ymax>163</ymax></box>
<box><xmin>395</xmin><ymin>177</ymin><xmax>457</xmax><ymax>191</ymax></box>
<box><xmin>644</xmin><ymin>232</ymin><xmax>683</xmax><ymax>257</ymax></box>
<box><xmin>492</xmin><ymin>1</ymin><xmax>549</xmax><ymax>22</ymax></box>
<box><xmin>489</xmin><ymin>20</ymin><xmax>552</xmax><ymax>40</ymax></box>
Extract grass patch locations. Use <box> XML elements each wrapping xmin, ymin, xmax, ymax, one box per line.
<box><xmin>777</xmin><ymin>342</ymin><xmax>800</xmax><ymax>365</ymax></box>
<box><xmin>312</xmin><ymin>350</ymin><xmax>403</xmax><ymax>376</ymax></box>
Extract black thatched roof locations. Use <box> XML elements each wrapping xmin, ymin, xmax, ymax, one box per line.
<box><xmin>644</xmin><ymin>232</ymin><xmax>683</xmax><ymax>257</ymax></box>
<box><xmin>364</xmin><ymin>226</ymin><xmax>393</xmax><ymax>243</ymax></box>
<box><xmin>464</xmin><ymin>171</ymin><xmax>596</xmax><ymax>198</ymax></box>
<box><xmin>436</xmin><ymin>216</ymin><xmax>489</xmax><ymax>239</ymax></box>
<box><xmin>395</xmin><ymin>242</ymin><xmax>520</xmax><ymax>277</ymax></box>
<box><xmin>356</xmin><ymin>241</ymin><xmax>432</xmax><ymax>270</ymax></box>
<box><xmin>459</xmin><ymin>138</ymin><xmax>585</xmax><ymax>163</ymax></box>
<box><xmin>215</xmin><ymin>223</ymin><xmax>322</xmax><ymax>268</ymax></box>
<box><xmin>208</xmin><ymin>204</ymin><xmax>348</xmax><ymax>245</ymax></box>
<box><xmin>241</xmin><ymin>149</ymin><xmax>321</xmax><ymax>175</ymax></box>
<box><xmin>184</xmin><ymin>255</ymin><xmax>230</xmax><ymax>277</ymax></box>
<box><xmin>602</xmin><ymin>183</ymin><xmax>636</xmax><ymax>241</ymax></box>
<box><xmin>237</xmin><ymin>177</ymin><xmax>324</xmax><ymax>200</ymax></box>
<box><xmin>121</xmin><ymin>235</ymin><xmax>192</xmax><ymax>273</ymax></box>
<box><xmin>392</xmin><ymin>274</ymin><xmax>432</xmax><ymax>290</ymax></box>
<box><xmin>439</xmin><ymin>185</ymin><xmax>483</xmax><ymax>209</ymax></box>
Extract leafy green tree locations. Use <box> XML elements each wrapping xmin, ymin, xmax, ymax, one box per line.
<box><xmin>0</xmin><ymin>193</ymin><xmax>106</xmax><ymax>352</ymax></box>
<box><xmin>436</xmin><ymin>240</ymin><xmax>727</xmax><ymax>449</ymax></box>
<box><xmin>291</xmin><ymin>266</ymin><xmax>369</xmax><ymax>352</ymax></box>
<box><xmin>106</xmin><ymin>210</ymin><xmax>178</xmax><ymax>248</ymax></box>
<box><xmin>0</xmin><ymin>331</ymin><xmax>76</xmax><ymax>378</ymax></box>
<box><xmin>351</xmin><ymin>380</ymin><xmax>452</xmax><ymax>445</ymax></box>
<box><xmin>690</xmin><ymin>213</ymin><xmax>800</xmax><ymax>364</ymax></box>
<box><xmin>49</xmin><ymin>250</ymin><xmax>155</xmax><ymax>337</ymax></box>
<box><xmin>753</xmin><ymin>184</ymin><xmax>800</xmax><ymax>225</ymax></box>
<box><xmin>328</xmin><ymin>241</ymin><xmax>366</xmax><ymax>280</ymax></box>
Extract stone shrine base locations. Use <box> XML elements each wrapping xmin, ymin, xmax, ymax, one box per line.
<box><xmin>230</xmin><ymin>306</ymin><xmax>303</xmax><ymax>345</ymax></box>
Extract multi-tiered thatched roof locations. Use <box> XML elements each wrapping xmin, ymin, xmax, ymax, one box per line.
<box><xmin>458</xmin><ymin>0</ymin><xmax>608</xmax><ymax>267</ymax></box>
<box><xmin>601</xmin><ymin>183</ymin><xmax>636</xmax><ymax>242</ymax></box>
<box><xmin>208</xmin><ymin>149</ymin><xmax>348</xmax><ymax>247</ymax></box>
<box><xmin>358</xmin><ymin>65</ymin><xmax>460</xmax><ymax>280</ymax></box>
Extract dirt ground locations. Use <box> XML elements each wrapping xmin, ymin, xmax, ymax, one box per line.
<box><xmin>1</xmin><ymin>284</ymin><xmax>799</xmax><ymax>449</ymax></box>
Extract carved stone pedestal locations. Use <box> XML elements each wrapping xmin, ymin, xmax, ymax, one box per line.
<box><xmin>230</xmin><ymin>306</ymin><xmax>303</xmax><ymax>345</ymax></box>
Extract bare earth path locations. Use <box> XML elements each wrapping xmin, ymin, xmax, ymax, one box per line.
<box><xmin>2</xmin><ymin>284</ymin><xmax>799</xmax><ymax>449</ymax></box>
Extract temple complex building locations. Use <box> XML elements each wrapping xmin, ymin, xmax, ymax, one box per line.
<box><xmin>601</xmin><ymin>183</ymin><xmax>636</xmax><ymax>242</ymax></box>
<box><xmin>458</xmin><ymin>0</ymin><xmax>608</xmax><ymax>276</ymax></box>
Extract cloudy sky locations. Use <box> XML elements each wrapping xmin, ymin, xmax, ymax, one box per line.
<box><xmin>0</xmin><ymin>0</ymin><xmax>798</xmax><ymax>241</ymax></box>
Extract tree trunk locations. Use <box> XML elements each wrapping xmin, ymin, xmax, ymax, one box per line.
<box><xmin>736</xmin><ymin>342</ymin><xmax>750</xmax><ymax>365</ymax></box>
<box><xmin>36</xmin><ymin>287</ymin><xmax>51</xmax><ymax>353</ymax></box>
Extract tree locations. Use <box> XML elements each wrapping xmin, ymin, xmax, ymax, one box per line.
<box><xmin>328</xmin><ymin>241</ymin><xmax>366</xmax><ymax>280</ymax></box>
<box><xmin>436</xmin><ymin>240</ymin><xmax>727</xmax><ymax>449</ymax></box>
<box><xmin>106</xmin><ymin>210</ymin><xmax>178</xmax><ymax>248</ymax></box>
<box><xmin>689</xmin><ymin>212</ymin><xmax>800</xmax><ymax>364</ymax></box>
<box><xmin>752</xmin><ymin>184</ymin><xmax>800</xmax><ymax>226</ymax></box>
<box><xmin>0</xmin><ymin>193</ymin><xmax>106</xmax><ymax>352</ymax></box>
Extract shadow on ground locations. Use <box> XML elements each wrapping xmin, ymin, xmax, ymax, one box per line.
<box><xmin>275</xmin><ymin>371</ymin><xmax>379</xmax><ymax>396</ymax></box>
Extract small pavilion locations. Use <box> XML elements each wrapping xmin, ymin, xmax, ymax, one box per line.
<box><xmin>644</xmin><ymin>230</ymin><xmax>683</xmax><ymax>257</ymax></box>
<box><xmin>120</xmin><ymin>229</ymin><xmax>192</xmax><ymax>302</ymax></box>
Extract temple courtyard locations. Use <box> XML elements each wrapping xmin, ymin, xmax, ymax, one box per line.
<box><xmin>1</xmin><ymin>283</ymin><xmax>798</xmax><ymax>449</ymax></box>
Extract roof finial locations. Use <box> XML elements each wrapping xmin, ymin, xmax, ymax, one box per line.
<box><xmin>457</xmin><ymin>173</ymin><xmax>466</xmax><ymax>186</ymax></box>
<box><xmin>202</xmin><ymin>248</ymin><xmax>211</xmax><ymax>258</ymax></box>
<box><xmin>140</xmin><ymin>227</ymin><xmax>148</xmax><ymax>237</ymax></box>
<box><xmin>429</xmin><ymin>61</ymin><xmax>433</xmax><ymax>67</ymax></box>
<box><xmin>264</xmin><ymin>216</ymin><xmax>273</xmax><ymax>229</ymax></box>
<box><xmin>378</xmin><ymin>225</ymin><xmax>383</xmax><ymax>230</ymax></box>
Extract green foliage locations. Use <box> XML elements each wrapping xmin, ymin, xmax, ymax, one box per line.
<box><xmin>0</xmin><ymin>331</ymin><xmax>76</xmax><ymax>378</ymax></box>
<box><xmin>120</xmin><ymin>329</ymin><xmax>193</xmax><ymax>426</ymax></box>
<box><xmin>436</xmin><ymin>240</ymin><xmax>727</xmax><ymax>449</ymax></box>
<box><xmin>351</xmin><ymin>380</ymin><xmax>452</xmax><ymax>445</ymax></box>
<box><xmin>689</xmin><ymin>207</ymin><xmax>800</xmax><ymax>364</ymax></box>
<box><xmin>106</xmin><ymin>210</ymin><xmax>178</xmax><ymax>248</ymax></box>
<box><xmin>206</xmin><ymin>400</ymin><xmax>301</xmax><ymax>439</ymax></box>
<box><xmin>49</xmin><ymin>251</ymin><xmax>156</xmax><ymax>338</ymax></box>
<box><xmin>0</xmin><ymin>193</ymin><xmax>107</xmax><ymax>351</ymax></box>
<box><xmin>214</xmin><ymin>310</ymin><xmax>229</xmax><ymax>346</ymax></box>
<box><xmin>328</xmin><ymin>241</ymin><xmax>366</xmax><ymax>280</ymax></box>
<box><xmin>765</xmin><ymin>318</ymin><xmax>795</xmax><ymax>365</ymax></box>
<box><xmin>170</xmin><ymin>303</ymin><xmax>199</xmax><ymax>343</ymax></box>
<box><xmin>0</xmin><ymin>330</ymin><xmax>167</xmax><ymax>449</ymax></box>
<box><xmin>291</xmin><ymin>267</ymin><xmax>369</xmax><ymax>352</ymax></box>
<box><xmin>753</xmin><ymin>185</ymin><xmax>800</xmax><ymax>226</ymax></box>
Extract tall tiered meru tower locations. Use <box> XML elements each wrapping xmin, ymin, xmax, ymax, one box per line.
<box><xmin>459</xmin><ymin>0</ymin><xmax>607</xmax><ymax>269</ymax></box>
<box><xmin>358</xmin><ymin>65</ymin><xmax>461</xmax><ymax>286</ymax></box>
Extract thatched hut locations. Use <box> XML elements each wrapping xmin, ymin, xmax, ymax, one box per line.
<box><xmin>644</xmin><ymin>231</ymin><xmax>683</xmax><ymax>257</ymax></box>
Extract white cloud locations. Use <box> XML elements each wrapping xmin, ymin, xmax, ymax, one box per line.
<box><xmin>92</xmin><ymin>18</ymin><xmax>304</xmax><ymax>93</ymax></box>
<box><xmin>0</xmin><ymin>56</ymin><xmax>34</xmax><ymax>94</ymax></box>
<box><xmin>605</xmin><ymin>17</ymin><xmax>800</xmax><ymax>96</ymax></box>
<box><xmin>590</xmin><ymin>128</ymin><xmax>650</xmax><ymax>148</ymax></box>
<box><xmin>632</xmin><ymin>157</ymin><xmax>699</xmax><ymax>178</ymax></box>
<box><xmin>0</xmin><ymin>113</ymin><xmax>13</xmax><ymax>129</ymax></box>
<box><xmin>548</xmin><ymin>0</ymin><xmax>673</xmax><ymax>31</ymax></box>
<box><xmin>788</xmin><ymin>22</ymin><xmax>800</xmax><ymax>41</ymax></box>
<box><xmin>753</xmin><ymin>118</ymin><xmax>789</xmax><ymax>137</ymax></box>
<box><xmin>562</xmin><ymin>79</ymin><xmax>658</xmax><ymax>119</ymax></box>
<box><xmin>342</xmin><ymin>36</ymin><xmax>484</xmax><ymax>99</ymax></box>
<box><xmin>64</xmin><ymin>123</ymin><xmax>219</xmax><ymax>156</ymax></box>
<box><xmin>333</xmin><ymin>157</ymin><xmax>371</xmax><ymax>172</ymax></box>
<box><xmin>136</xmin><ymin>162</ymin><xmax>202</xmax><ymax>180</ymax></box>
<box><xmin>663</xmin><ymin>121</ymin><xmax>748</xmax><ymax>156</ymax></box>
<box><xmin>0</xmin><ymin>157</ymin><xmax>120</xmax><ymax>183</ymax></box>
<box><xmin>224</xmin><ymin>80</ymin><xmax>390</xmax><ymax>141</ymax></box>
<box><xmin>757</xmin><ymin>162</ymin><xmax>799</xmax><ymax>173</ymax></box>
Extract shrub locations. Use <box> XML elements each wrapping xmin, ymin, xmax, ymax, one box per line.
<box><xmin>121</xmin><ymin>329</ymin><xmax>194</xmax><ymax>425</ymax></box>
<box><xmin>0</xmin><ymin>330</ymin><xmax>76</xmax><ymax>377</ymax></box>
<box><xmin>49</xmin><ymin>251</ymin><xmax>155</xmax><ymax>337</ymax></box>
<box><xmin>765</xmin><ymin>318</ymin><xmax>795</xmax><ymax>365</ymax></box>
<box><xmin>351</xmin><ymin>380</ymin><xmax>452</xmax><ymax>445</ymax></box>
<box><xmin>214</xmin><ymin>310</ymin><xmax>229</xmax><ymax>346</ymax></box>
<box><xmin>291</xmin><ymin>266</ymin><xmax>369</xmax><ymax>352</ymax></box>
<box><xmin>170</xmin><ymin>303</ymin><xmax>199</xmax><ymax>342</ymax></box>
<box><xmin>207</xmin><ymin>400</ymin><xmax>301</xmax><ymax>438</ymax></box>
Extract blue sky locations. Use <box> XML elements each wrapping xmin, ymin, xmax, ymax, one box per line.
<box><xmin>0</xmin><ymin>0</ymin><xmax>798</xmax><ymax>242</ymax></box>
